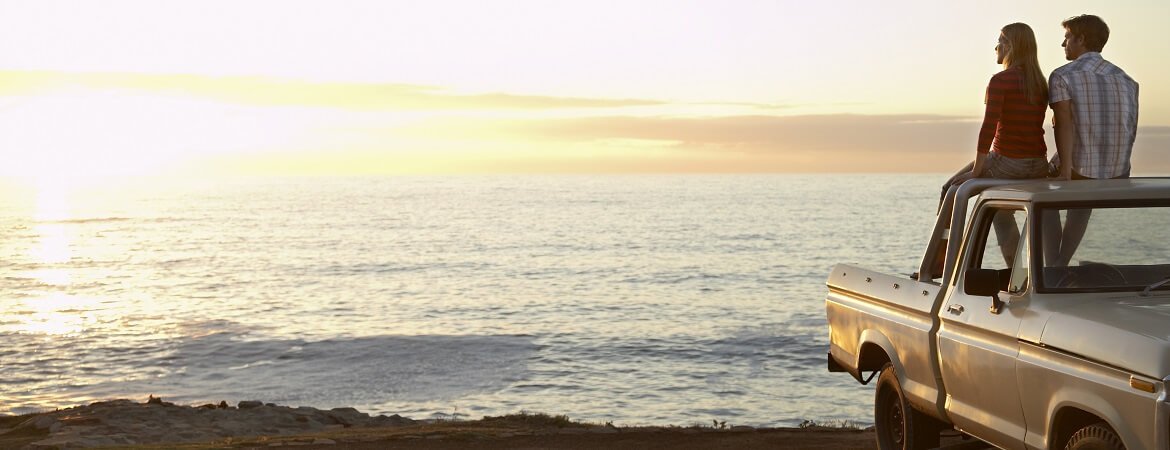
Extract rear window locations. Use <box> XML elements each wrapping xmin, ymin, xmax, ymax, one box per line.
<box><xmin>1038</xmin><ymin>204</ymin><xmax>1170</xmax><ymax>292</ymax></box>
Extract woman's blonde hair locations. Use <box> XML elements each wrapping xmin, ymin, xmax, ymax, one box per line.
<box><xmin>1001</xmin><ymin>23</ymin><xmax>1048</xmax><ymax>105</ymax></box>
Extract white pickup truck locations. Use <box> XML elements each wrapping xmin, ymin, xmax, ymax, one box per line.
<box><xmin>826</xmin><ymin>178</ymin><xmax>1170</xmax><ymax>450</ymax></box>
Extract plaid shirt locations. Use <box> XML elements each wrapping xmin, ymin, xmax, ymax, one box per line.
<box><xmin>1049</xmin><ymin>52</ymin><xmax>1139</xmax><ymax>179</ymax></box>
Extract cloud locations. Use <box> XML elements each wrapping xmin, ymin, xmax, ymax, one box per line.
<box><xmin>390</xmin><ymin>114</ymin><xmax>1170</xmax><ymax>173</ymax></box>
<box><xmin>403</xmin><ymin>113</ymin><xmax>980</xmax><ymax>154</ymax></box>
<box><xmin>0</xmin><ymin>70</ymin><xmax>665</xmax><ymax>110</ymax></box>
<box><xmin>5</xmin><ymin>70</ymin><xmax>1166</xmax><ymax>174</ymax></box>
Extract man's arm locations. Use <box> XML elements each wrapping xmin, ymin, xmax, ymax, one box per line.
<box><xmin>1051</xmin><ymin>100</ymin><xmax>1076</xmax><ymax>180</ymax></box>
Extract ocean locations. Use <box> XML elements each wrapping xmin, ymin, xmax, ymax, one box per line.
<box><xmin>0</xmin><ymin>174</ymin><xmax>941</xmax><ymax>427</ymax></box>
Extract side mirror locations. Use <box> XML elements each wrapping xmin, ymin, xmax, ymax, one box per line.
<box><xmin>964</xmin><ymin>268</ymin><xmax>1004</xmax><ymax>296</ymax></box>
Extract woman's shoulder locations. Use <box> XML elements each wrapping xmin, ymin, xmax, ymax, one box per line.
<box><xmin>987</xmin><ymin>67</ymin><xmax>1022</xmax><ymax>86</ymax></box>
<box><xmin>990</xmin><ymin>66</ymin><xmax>1022</xmax><ymax>80</ymax></box>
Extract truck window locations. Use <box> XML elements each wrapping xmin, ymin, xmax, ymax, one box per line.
<box><xmin>1008</xmin><ymin>216</ymin><xmax>1030</xmax><ymax>294</ymax></box>
<box><xmin>1040</xmin><ymin>205</ymin><xmax>1170</xmax><ymax>291</ymax></box>
<box><xmin>976</xmin><ymin>209</ymin><xmax>1027</xmax><ymax>277</ymax></box>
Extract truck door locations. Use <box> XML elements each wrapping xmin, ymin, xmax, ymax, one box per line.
<box><xmin>937</xmin><ymin>205</ymin><xmax>1028</xmax><ymax>449</ymax></box>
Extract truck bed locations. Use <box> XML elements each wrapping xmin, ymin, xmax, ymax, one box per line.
<box><xmin>826</xmin><ymin>263</ymin><xmax>946</xmax><ymax>418</ymax></box>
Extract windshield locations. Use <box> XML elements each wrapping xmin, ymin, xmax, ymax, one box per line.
<box><xmin>1038</xmin><ymin>204</ymin><xmax>1170</xmax><ymax>292</ymax></box>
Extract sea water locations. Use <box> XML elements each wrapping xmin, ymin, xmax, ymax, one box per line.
<box><xmin>0</xmin><ymin>174</ymin><xmax>941</xmax><ymax>427</ymax></box>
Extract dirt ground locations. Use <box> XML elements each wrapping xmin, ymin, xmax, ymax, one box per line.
<box><xmin>224</xmin><ymin>424</ymin><xmax>881</xmax><ymax>450</ymax></box>
<box><xmin>286</xmin><ymin>427</ymin><xmax>879</xmax><ymax>450</ymax></box>
<box><xmin>3</xmin><ymin>410</ymin><xmax>980</xmax><ymax>449</ymax></box>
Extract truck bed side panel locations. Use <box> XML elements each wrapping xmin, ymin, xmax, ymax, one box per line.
<box><xmin>826</xmin><ymin>264</ymin><xmax>945</xmax><ymax>415</ymax></box>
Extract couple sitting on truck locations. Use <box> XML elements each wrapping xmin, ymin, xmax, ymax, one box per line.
<box><xmin>941</xmin><ymin>15</ymin><xmax>1137</xmax><ymax>192</ymax></box>
<box><xmin>937</xmin><ymin>15</ymin><xmax>1139</xmax><ymax>270</ymax></box>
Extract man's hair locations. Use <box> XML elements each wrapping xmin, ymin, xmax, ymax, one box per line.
<box><xmin>1062</xmin><ymin>14</ymin><xmax>1109</xmax><ymax>52</ymax></box>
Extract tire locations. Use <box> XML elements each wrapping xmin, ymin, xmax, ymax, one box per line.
<box><xmin>874</xmin><ymin>363</ymin><xmax>941</xmax><ymax>450</ymax></box>
<box><xmin>1065</xmin><ymin>422</ymin><xmax>1124</xmax><ymax>450</ymax></box>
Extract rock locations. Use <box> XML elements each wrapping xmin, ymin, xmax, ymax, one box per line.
<box><xmin>19</xmin><ymin>399</ymin><xmax>416</xmax><ymax>448</ymax></box>
<box><xmin>326</xmin><ymin>407</ymin><xmax>368</xmax><ymax>427</ymax></box>
<box><xmin>376</xmin><ymin>413</ymin><xmax>416</xmax><ymax>426</ymax></box>
<box><xmin>26</xmin><ymin>415</ymin><xmax>58</xmax><ymax>430</ymax></box>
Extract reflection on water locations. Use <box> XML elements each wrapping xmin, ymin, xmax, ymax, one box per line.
<box><xmin>30</xmin><ymin>224</ymin><xmax>72</xmax><ymax>265</ymax></box>
<box><xmin>0</xmin><ymin>175</ymin><xmax>943</xmax><ymax>426</ymax></box>
<box><xmin>11</xmin><ymin>293</ymin><xmax>93</xmax><ymax>335</ymax></box>
<box><xmin>12</xmin><ymin>181</ymin><xmax>82</xmax><ymax>335</ymax></box>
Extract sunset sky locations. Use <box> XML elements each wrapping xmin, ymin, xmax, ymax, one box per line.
<box><xmin>2</xmin><ymin>0</ymin><xmax>1168</xmax><ymax>178</ymax></box>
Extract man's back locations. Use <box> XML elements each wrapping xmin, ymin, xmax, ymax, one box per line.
<box><xmin>1049</xmin><ymin>52</ymin><xmax>1139</xmax><ymax>179</ymax></box>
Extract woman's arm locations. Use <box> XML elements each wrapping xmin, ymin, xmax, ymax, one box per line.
<box><xmin>975</xmin><ymin>73</ymin><xmax>1006</xmax><ymax>177</ymax></box>
<box><xmin>971</xmin><ymin>152</ymin><xmax>989</xmax><ymax>178</ymax></box>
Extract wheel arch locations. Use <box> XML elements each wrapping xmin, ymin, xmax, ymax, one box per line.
<box><xmin>1049</xmin><ymin>405</ymin><xmax>1116</xmax><ymax>450</ymax></box>
<box><xmin>855</xmin><ymin>329</ymin><xmax>899</xmax><ymax>384</ymax></box>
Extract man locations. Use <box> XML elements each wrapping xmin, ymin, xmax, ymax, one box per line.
<box><xmin>1045</xmin><ymin>14</ymin><xmax>1139</xmax><ymax>266</ymax></box>
<box><xmin>1049</xmin><ymin>14</ymin><xmax>1139</xmax><ymax>180</ymax></box>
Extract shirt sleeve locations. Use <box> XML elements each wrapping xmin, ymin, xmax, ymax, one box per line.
<box><xmin>977</xmin><ymin>74</ymin><xmax>1004</xmax><ymax>154</ymax></box>
<box><xmin>1049</xmin><ymin>70</ymin><xmax>1071</xmax><ymax>104</ymax></box>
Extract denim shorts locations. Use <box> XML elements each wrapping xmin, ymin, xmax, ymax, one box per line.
<box><xmin>984</xmin><ymin>152</ymin><xmax>1049</xmax><ymax>179</ymax></box>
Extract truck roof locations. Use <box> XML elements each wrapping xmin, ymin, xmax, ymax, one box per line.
<box><xmin>980</xmin><ymin>177</ymin><xmax>1170</xmax><ymax>203</ymax></box>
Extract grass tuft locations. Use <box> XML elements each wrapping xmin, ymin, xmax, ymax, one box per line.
<box><xmin>481</xmin><ymin>411</ymin><xmax>580</xmax><ymax>428</ymax></box>
<box><xmin>798</xmin><ymin>419</ymin><xmax>865</xmax><ymax>430</ymax></box>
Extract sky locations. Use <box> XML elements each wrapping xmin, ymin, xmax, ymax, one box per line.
<box><xmin>1</xmin><ymin>0</ymin><xmax>1168</xmax><ymax>178</ymax></box>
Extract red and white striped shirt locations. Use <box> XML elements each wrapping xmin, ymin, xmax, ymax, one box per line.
<box><xmin>978</xmin><ymin>67</ymin><xmax>1048</xmax><ymax>159</ymax></box>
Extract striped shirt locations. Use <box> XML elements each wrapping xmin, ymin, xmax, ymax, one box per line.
<box><xmin>978</xmin><ymin>67</ymin><xmax>1048</xmax><ymax>159</ymax></box>
<box><xmin>1049</xmin><ymin>52</ymin><xmax>1139</xmax><ymax>179</ymax></box>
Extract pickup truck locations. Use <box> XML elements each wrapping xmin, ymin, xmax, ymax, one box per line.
<box><xmin>825</xmin><ymin>178</ymin><xmax>1170</xmax><ymax>450</ymax></box>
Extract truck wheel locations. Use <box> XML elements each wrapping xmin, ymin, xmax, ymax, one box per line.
<box><xmin>875</xmin><ymin>363</ymin><xmax>940</xmax><ymax>450</ymax></box>
<box><xmin>1064</xmin><ymin>422</ymin><xmax>1124</xmax><ymax>450</ymax></box>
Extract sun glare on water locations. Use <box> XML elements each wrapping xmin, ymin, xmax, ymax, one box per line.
<box><xmin>3</xmin><ymin>178</ymin><xmax>96</xmax><ymax>336</ymax></box>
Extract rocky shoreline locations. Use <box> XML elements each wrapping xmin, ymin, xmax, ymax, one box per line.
<box><xmin>0</xmin><ymin>397</ymin><xmax>882</xmax><ymax>450</ymax></box>
<box><xmin>0</xmin><ymin>397</ymin><xmax>416</xmax><ymax>449</ymax></box>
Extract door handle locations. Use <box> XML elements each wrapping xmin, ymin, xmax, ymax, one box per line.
<box><xmin>947</xmin><ymin>304</ymin><xmax>965</xmax><ymax>315</ymax></box>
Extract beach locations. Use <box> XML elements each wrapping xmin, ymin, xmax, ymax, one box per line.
<box><xmin>0</xmin><ymin>397</ymin><xmax>877</xmax><ymax>449</ymax></box>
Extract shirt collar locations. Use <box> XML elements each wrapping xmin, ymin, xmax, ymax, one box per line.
<box><xmin>1076</xmin><ymin>52</ymin><xmax>1103</xmax><ymax>62</ymax></box>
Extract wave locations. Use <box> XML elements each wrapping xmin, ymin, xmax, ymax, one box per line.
<box><xmin>37</xmin><ymin>217</ymin><xmax>134</xmax><ymax>224</ymax></box>
<box><xmin>35</xmin><ymin>216</ymin><xmax>186</xmax><ymax>224</ymax></box>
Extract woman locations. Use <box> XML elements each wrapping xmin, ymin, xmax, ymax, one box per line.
<box><xmin>924</xmin><ymin>23</ymin><xmax>1049</xmax><ymax>279</ymax></box>
<box><xmin>941</xmin><ymin>23</ymin><xmax>1050</xmax><ymax>199</ymax></box>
